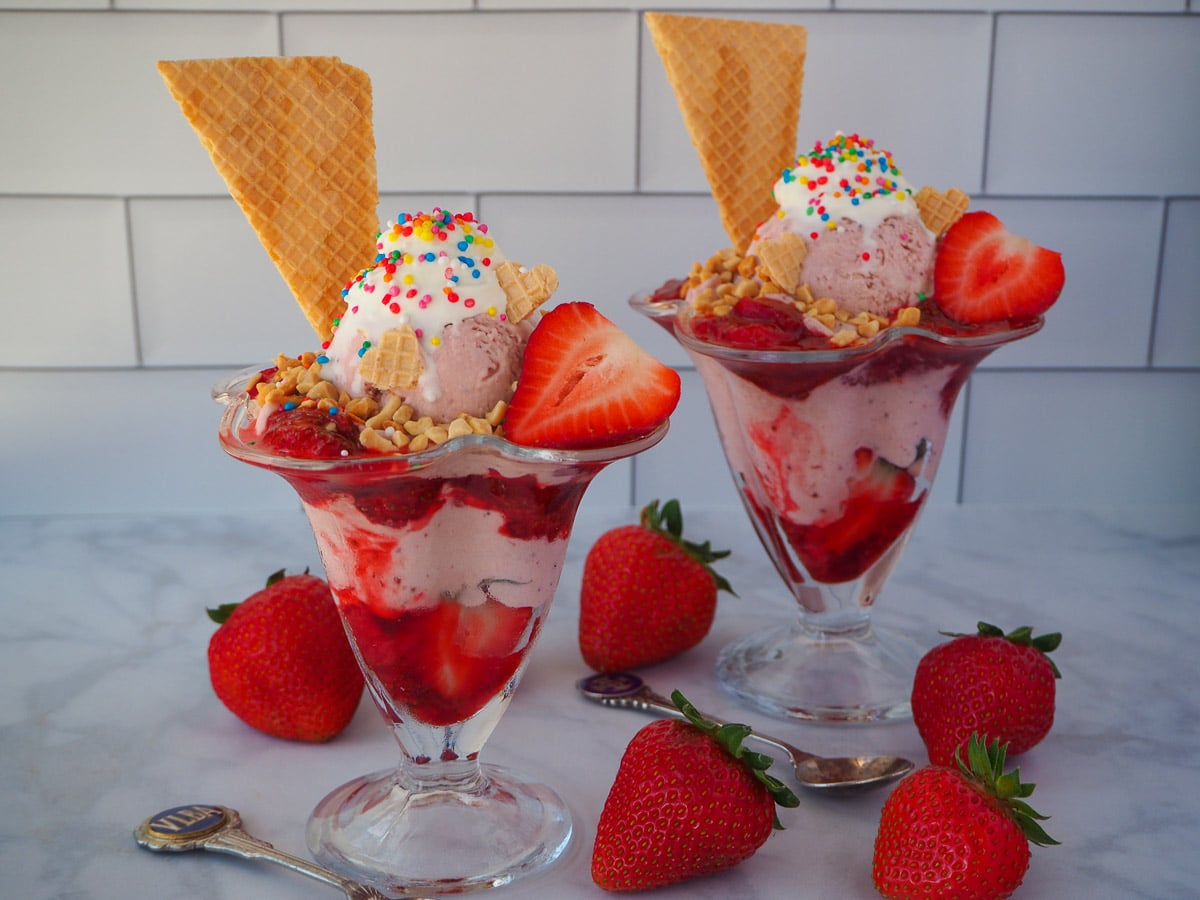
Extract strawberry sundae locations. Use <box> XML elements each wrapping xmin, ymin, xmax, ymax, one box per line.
<box><xmin>216</xmin><ymin>218</ymin><xmax>679</xmax><ymax>887</ymax></box>
<box><xmin>168</xmin><ymin>54</ymin><xmax>681</xmax><ymax>891</ymax></box>
<box><xmin>642</xmin><ymin>133</ymin><xmax>1063</xmax><ymax>598</ymax></box>
<box><xmin>637</xmin><ymin>13</ymin><xmax>1064</xmax><ymax>721</ymax></box>
<box><xmin>221</xmin><ymin>209</ymin><xmax>680</xmax><ymax>742</ymax></box>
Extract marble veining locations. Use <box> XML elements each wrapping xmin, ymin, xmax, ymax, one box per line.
<box><xmin>1</xmin><ymin>506</ymin><xmax>1198</xmax><ymax>899</ymax></box>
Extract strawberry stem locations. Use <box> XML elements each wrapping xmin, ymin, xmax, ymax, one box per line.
<box><xmin>207</xmin><ymin>568</ymin><xmax>305</xmax><ymax>625</ymax></box>
<box><xmin>641</xmin><ymin>499</ymin><xmax>736</xmax><ymax>596</ymax></box>
<box><xmin>670</xmin><ymin>689</ymin><xmax>799</xmax><ymax>827</ymax></box>
<box><xmin>956</xmin><ymin>733</ymin><xmax>1059</xmax><ymax>848</ymax></box>
<box><xmin>939</xmin><ymin>621</ymin><xmax>1063</xmax><ymax>678</ymax></box>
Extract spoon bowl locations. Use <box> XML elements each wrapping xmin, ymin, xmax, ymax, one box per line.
<box><xmin>577</xmin><ymin>672</ymin><xmax>915</xmax><ymax>794</ymax></box>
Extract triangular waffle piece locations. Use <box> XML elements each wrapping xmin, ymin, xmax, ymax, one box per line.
<box><xmin>158</xmin><ymin>56</ymin><xmax>379</xmax><ymax>341</ymax></box>
<box><xmin>915</xmin><ymin>186</ymin><xmax>970</xmax><ymax>237</ymax></box>
<box><xmin>646</xmin><ymin>13</ymin><xmax>806</xmax><ymax>253</ymax></box>
<box><xmin>756</xmin><ymin>231</ymin><xmax>808</xmax><ymax>294</ymax></box>
<box><xmin>495</xmin><ymin>261</ymin><xmax>558</xmax><ymax>324</ymax></box>
<box><xmin>358</xmin><ymin>325</ymin><xmax>423</xmax><ymax>391</ymax></box>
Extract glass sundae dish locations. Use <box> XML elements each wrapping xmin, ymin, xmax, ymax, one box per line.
<box><xmin>216</xmin><ymin>379</ymin><xmax>667</xmax><ymax>893</ymax></box>
<box><xmin>638</xmin><ymin>16</ymin><xmax>1063</xmax><ymax>722</ymax></box>
<box><xmin>210</xmin><ymin>217</ymin><xmax>678</xmax><ymax>894</ymax></box>
<box><xmin>207</xmin><ymin>205</ymin><xmax>680</xmax><ymax>896</ymax></box>
<box><xmin>633</xmin><ymin>130</ymin><xmax>1062</xmax><ymax>723</ymax></box>
<box><xmin>160</xmin><ymin>56</ymin><xmax>682</xmax><ymax>896</ymax></box>
<box><xmin>635</xmin><ymin>291</ymin><xmax>1041</xmax><ymax>722</ymax></box>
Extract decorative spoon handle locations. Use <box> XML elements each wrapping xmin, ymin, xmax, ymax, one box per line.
<box><xmin>576</xmin><ymin>672</ymin><xmax>815</xmax><ymax>763</ymax></box>
<box><xmin>135</xmin><ymin>804</ymin><xmax>396</xmax><ymax>899</ymax></box>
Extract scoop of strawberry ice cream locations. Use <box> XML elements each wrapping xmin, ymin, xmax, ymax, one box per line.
<box><xmin>783</xmin><ymin>214</ymin><xmax>934</xmax><ymax>317</ymax></box>
<box><xmin>752</xmin><ymin>133</ymin><xmax>935</xmax><ymax>317</ymax></box>
<box><xmin>410</xmin><ymin>312</ymin><xmax>534</xmax><ymax>421</ymax></box>
<box><xmin>317</xmin><ymin>209</ymin><xmax>546</xmax><ymax>420</ymax></box>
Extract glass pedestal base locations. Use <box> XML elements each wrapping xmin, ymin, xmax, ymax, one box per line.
<box><xmin>306</xmin><ymin>763</ymin><xmax>573</xmax><ymax>896</ymax></box>
<box><xmin>715</xmin><ymin>620</ymin><xmax>923</xmax><ymax>723</ymax></box>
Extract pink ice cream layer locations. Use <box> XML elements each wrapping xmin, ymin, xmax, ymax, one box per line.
<box><xmin>303</xmin><ymin>494</ymin><xmax>564</xmax><ymax>617</ymax></box>
<box><xmin>693</xmin><ymin>353</ymin><xmax>947</xmax><ymax>527</ymax></box>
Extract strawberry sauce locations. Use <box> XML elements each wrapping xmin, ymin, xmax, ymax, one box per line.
<box><xmin>281</xmin><ymin>459</ymin><xmax>592</xmax><ymax>727</ymax></box>
<box><xmin>651</xmin><ymin>292</ymin><xmax>1009</xmax><ymax>596</ymax></box>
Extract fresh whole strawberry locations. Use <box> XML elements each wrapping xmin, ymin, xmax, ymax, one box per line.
<box><xmin>580</xmin><ymin>499</ymin><xmax>733</xmax><ymax>672</ymax></box>
<box><xmin>207</xmin><ymin>569</ymin><xmax>364</xmax><ymax>742</ymax></box>
<box><xmin>873</xmin><ymin>734</ymin><xmax>1058</xmax><ymax>900</ymax></box>
<box><xmin>592</xmin><ymin>690</ymin><xmax>799</xmax><ymax>892</ymax></box>
<box><xmin>912</xmin><ymin>622</ymin><xmax>1062</xmax><ymax>767</ymax></box>
<box><xmin>933</xmin><ymin>210</ymin><xmax>1065</xmax><ymax>324</ymax></box>
<box><xmin>504</xmin><ymin>302</ymin><xmax>681</xmax><ymax>449</ymax></box>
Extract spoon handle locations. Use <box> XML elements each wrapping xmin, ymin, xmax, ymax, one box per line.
<box><xmin>200</xmin><ymin>826</ymin><xmax>357</xmax><ymax>892</ymax></box>
<box><xmin>135</xmin><ymin>804</ymin><xmax>394</xmax><ymax>899</ymax></box>
<box><xmin>578</xmin><ymin>673</ymin><xmax>814</xmax><ymax>764</ymax></box>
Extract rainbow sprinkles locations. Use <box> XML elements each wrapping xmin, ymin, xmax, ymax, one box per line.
<box><xmin>324</xmin><ymin>209</ymin><xmax>505</xmax><ymax>361</ymax></box>
<box><xmin>773</xmin><ymin>134</ymin><xmax>918</xmax><ymax>241</ymax></box>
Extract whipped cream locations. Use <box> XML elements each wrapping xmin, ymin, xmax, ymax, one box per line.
<box><xmin>760</xmin><ymin>133</ymin><xmax>929</xmax><ymax>241</ymax></box>
<box><xmin>319</xmin><ymin>209</ymin><xmax>512</xmax><ymax>400</ymax></box>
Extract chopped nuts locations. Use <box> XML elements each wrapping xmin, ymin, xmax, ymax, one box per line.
<box><xmin>447</xmin><ymin>418</ymin><xmax>474</xmax><ymax>440</ymax></box>
<box><xmin>358</xmin><ymin>427</ymin><xmax>395</xmax><ymax>454</ymax></box>
<box><xmin>404</xmin><ymin>415</ymin><xmax>435</xmax><ymax>437</ymax></box>
<box><xmin>485</xmin><ymin>400</ymin><xmax>508</xmax><ymax>427</ymax></box>
<box><xmin>344</xmin><ymin>396</ymin><xmax>379</xmax><ymax>421</ymax></box>
<box><xmin>249</xmin><ymin>356</ymin><xmax>518</xmax><ymax>457</ymax></box>
<box><xmin>681</xmin><ymin>246</ymin><xmax>931</xmax><ymax>350</ymax></box>
<box><xmin>306</xmin><ymin>381</ymin><xmax>339</xmax><ymax>402</ymax></box>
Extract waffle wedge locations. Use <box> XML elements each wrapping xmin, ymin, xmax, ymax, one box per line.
<box><xmin>158</xmin><ymin>56</ymin><xmax>379</xmax><ymax>341</ymax></box>
<box><xmin>646</xmin><ymin>13</ymin><xmax>806</xmax><ymax>252</ymax></box>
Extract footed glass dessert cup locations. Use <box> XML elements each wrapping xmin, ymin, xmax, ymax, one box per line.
<box><xmin>633</xmin><ymin>294</ymin><xmax>1041</xmax><ymax>723</ymax></box>
<box><xmin>216</xmin><ymin>373</ymin><xmax>667</xmax><ymax>896</ymax></box>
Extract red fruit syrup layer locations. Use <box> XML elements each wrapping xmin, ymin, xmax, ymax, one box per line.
<box><xmin>659</xmin><ymin>294</ymin><xmax>1000</xmax><ymax>587</ymax></box>
<box><xmin>291</xmin><ymin>467</ymin><xmax>590</xmax><ymax>727</ymax></box>
<box><xmin>771</xmin><ymin>446</ymin><xmax>928</xmax><ymax>585</ymax></box>
<box><xmin>342</xmin><ymin>596</ymin><xmax>541</xmax><ymax>730</ymax></box>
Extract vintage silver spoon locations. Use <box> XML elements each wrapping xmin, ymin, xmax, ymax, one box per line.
<box><xmin>577</xmin><ymin>672</ymin><xmax>915</xmax><ymax>793</ymax></box>
<box><xmin>135</xmin><ymin>804</ymin><xmax>425</xmax><ymax>899</ymax></box>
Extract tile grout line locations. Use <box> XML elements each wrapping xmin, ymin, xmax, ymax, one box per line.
<box><xmin>1144</xmin><ymin>198</ymin><xmax>1170</xmax><ymax>368</ymax></box>
<box><xmin>123</xmin><ymin>197</ymin><xmax>145</xmax><ymax>370</ymax></box>
<box><xmin>955</xmin><ymin>378</ymin><xmax>972</xmax><ymax>506</ymax></box>
<box><xmin>979</xmin><ymin>12</ymin><xmax>998</xmax><ymax>192</ymax></box>
<box><xmin>629</xmin><ymin>8</ymin><xmax>644</xmax><ymax>510</ymax></box>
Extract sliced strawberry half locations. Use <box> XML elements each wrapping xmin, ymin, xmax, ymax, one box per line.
<box><xmin>933</xmin><ymin>210</ymin><xmax>1065</xmax><ymax>324</ymax></box>
<box><xmin>782</xmin><ymin>444</ymin><xmax>928</xmax><ymax>584</ymax></box>
<box><xmin>506</xmin><ymin>302</ymin><xmax>681</xmax><ymax>449</ymax></box>
<box><xmin>344</xmin><ymin>598</ymin><xmax>536</xmax><ymax>727</ymax></box>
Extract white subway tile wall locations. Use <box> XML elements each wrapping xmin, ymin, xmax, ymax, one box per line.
<box><xmin>1</xmin><ymin>2</ymin><xmax>1197</xmax><ymax>519</ymax></box>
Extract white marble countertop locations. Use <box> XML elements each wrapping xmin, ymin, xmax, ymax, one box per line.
<box><xmin>3</xmin><ymin>505</ymin><xmax>1199</xmax><ymax>899</ymax></box>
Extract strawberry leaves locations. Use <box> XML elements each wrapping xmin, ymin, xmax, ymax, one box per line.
<box><xmin>207</xmin><ymin>568</ymin><xmax>296</xmax><ymax>624</ymax></box>
<box><xmin>591</xmin><ymin>690</ymin><xmax>799</xmax><ymax>891</ymax></box>
<box><xmin>671</xmin><ymin>689</ymin><xmax>799</xmax><ymax>826</ymax></box>
<box><xmin>958</xmin><ymin>734</ymin><xmax>1059</xmax><ymax>848</ymax></box>
<box><xmin>941</xmin><ymin>622</ymin><xmax>1064</xmax><ymax>678</ymax></box>
<box><xmin>643</xmin><ymin>499</ymin><xmax>735</xmax><ymax>596</ymax></box>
